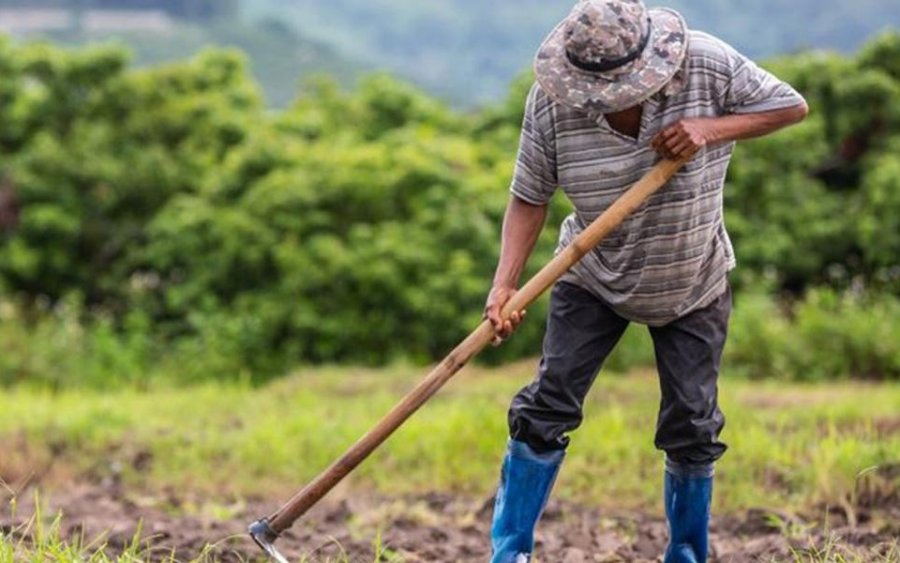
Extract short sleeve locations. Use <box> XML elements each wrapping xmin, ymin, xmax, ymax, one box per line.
<box><xmin>716</xmin><ymin>39</ymin><xmax>806</xmax><ymax>115</ymax></box>
<box><xmin>510</xmin><ymin>83</ymin><xmax>558</xmax><ymax>205</ymax></box>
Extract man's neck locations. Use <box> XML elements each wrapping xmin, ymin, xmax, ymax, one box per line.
<box><xmin>604</xmin><ymin>105</ymin><xmax>642</xmax><ymax>139</ymax></box>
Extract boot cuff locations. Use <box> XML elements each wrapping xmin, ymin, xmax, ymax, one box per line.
<box><xmin>508</xmin><ymin>439</ymin><xmax>566</xmax><ymax>465</ymax></box>
<box><xmin>665</xmin><ymin>456</ymin><xmax>715</xmax><ymax>479</ymax></box>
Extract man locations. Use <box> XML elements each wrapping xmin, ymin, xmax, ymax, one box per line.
<box><xmin>484</xmin><ymin>1</ymin><xmax>808</xmax><ymax>562</ymax></box>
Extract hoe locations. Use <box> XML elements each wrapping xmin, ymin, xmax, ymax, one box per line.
<box><xmin>248</xmin><ymin>156</ymin><xmax>693</xmax><ymax>562</ymax></box>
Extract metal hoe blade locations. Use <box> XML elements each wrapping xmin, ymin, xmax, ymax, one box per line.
<box><xmin>248</xmin><ymin>519</ymin><xmax>289</xmax><ymax>563</ymax></box>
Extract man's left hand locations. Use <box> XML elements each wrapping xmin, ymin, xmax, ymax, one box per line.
<box><xmin>651</xmin><ymin>118</ymin><xmax>714</xmax><ymax>160</ymax></box>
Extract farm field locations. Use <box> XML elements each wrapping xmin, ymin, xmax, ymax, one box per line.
<box><xmin>1</xmin><ymin>362</ymin><xmax>898</xmax><ymax>562</ymax></box>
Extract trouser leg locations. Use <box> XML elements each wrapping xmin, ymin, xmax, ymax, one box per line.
<box><xmin>491</xmin><ymin>281</ymin><xmax>628</xmax><ymax>562</ymax></box>
<box><xmin>508</xmin><ymin>281</ymin><xmax>629</xmax><ymax>453</ymax></box>
<box><xmin>649</xmin><ymin>286</ymin><xmax>732</xmax><ymax>563</ymax></box>
<box><xmin>649</xmin><ymin>286</ymin><xmax>731</xmax><ymax>465</ymax></box>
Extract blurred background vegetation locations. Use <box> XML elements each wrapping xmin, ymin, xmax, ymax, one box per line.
<box><xmin>0</xmin><ymin>1</ymin><xmax>897</xmax><ymax>388</ymax></box>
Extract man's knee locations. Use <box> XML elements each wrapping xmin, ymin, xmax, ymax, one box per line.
<box><xmin>656</xmin><ymin>406</ymin><xmax>727</xmax><ymax>465</ymax></box>
<box><xmin>507</xmin><ymin>381</ymin><xmax>582</xmax><ymax>453</ymax></box>
<box><xmin>504</xmin><ymin>282</ymin><xmax>626</xmax><ymax>454</ymax></box>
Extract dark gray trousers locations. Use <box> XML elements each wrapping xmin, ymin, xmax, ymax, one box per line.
<box><xmin>508</xmin><ymin>281</ymin><xmax>730</xmax><ymax>465</ymax></box>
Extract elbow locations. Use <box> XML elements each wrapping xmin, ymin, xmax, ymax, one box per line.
<box><xmin>788</xmin><ymin>100</ymin><xmax>809</xmax><ymax>124</ymax></box>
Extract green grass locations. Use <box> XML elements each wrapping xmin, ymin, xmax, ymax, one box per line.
<box><xmin>1</xmin><ymin>363</ymin><xmax>898</xmax><ymax>561</ymax></box>
<box><xmin>784</xmin><ymin>536</ymin><xmax>900</xmax><ymax>563</ymax></box>
<box><xmin>0</xmin><ymin>490</ymin><xmax>397</xmax><ymax>563</ymax></box>
<box><xmin>1</xmin><ymin>362</ymin><xmax>897</xmax><ymax>513</ymax></box>
<box><xmin>0</xmin><ymin>497</ymin><xmax>194</xmax><ymax>562</ymax></box>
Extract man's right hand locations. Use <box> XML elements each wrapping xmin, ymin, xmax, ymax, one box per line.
<box><xmin>484</xmin><ymin>285</ymin><xmax>526</xmax><ymax>347</ymax></box>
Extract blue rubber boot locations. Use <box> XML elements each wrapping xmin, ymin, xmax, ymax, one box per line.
<box><xmin>663</xmin><ymin>460</ymin><xmax>714</xmax><ymax>563</ymax></box>
<box><xmin>490</xmin><ymin>440</ymin><xmax>564</xmax><ymax>563</ymax></box>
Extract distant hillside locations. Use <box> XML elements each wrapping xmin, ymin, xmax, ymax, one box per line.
<box><xmin>243</xmin><ymin>0</ymin><xmax>900</xmax><ymax>105</ymax></box>
<box><xmin>115</xmin><ymin>18</ymin><xmax>365</xmax><ymax>107</ymax></box>
<box><xmin>4</xmin><ymin>0</ymin><xmax>897</xmax><ymax>106</ymax></box>
<box><xmin>0</xmin><ymin>2</ymin><xmax>364</xmax><ymax>107</ymax></box>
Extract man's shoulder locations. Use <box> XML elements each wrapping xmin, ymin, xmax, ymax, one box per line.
<box><xmin>526</xmin><ymin>81</ymin><xmax>567</xmax><ymax>130</ymax></box>
<box><xmin>529</xmin><ymin>81</ymin><xmax>590</xmax><ymax>127</ymax></box>
<box><xmin>686</xmin><ymin>30</ymin><xmax>733</xmax><ymax>64</ymax></box>
<box><xmin>528</xmin><ymin>82</ymin><xmax>558</xmax><ymax>113</ymax></box>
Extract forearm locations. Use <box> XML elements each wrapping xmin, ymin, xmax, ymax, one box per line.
<box><xmin>653</xmin><ymin>103</ymin><xmax>809</xmax><ymax>160</ymax></box>
<box><xmin>707</xmin><ymin>104</ymin><xmax>809</xmax><ymax>143</ymax></box>
<box><xmin>492</xmin><ymin>195</ymin><xmax>549</xmax><ymax>288</ymax></box>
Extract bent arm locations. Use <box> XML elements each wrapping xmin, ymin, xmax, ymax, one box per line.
<box><xmin>653</xmin><ymin>103</ymin><xmax>808</xmax><ymax>160</ymax></box>
<box><xmin>705</xmin><ymin>103</ymin><xmax>809</xmax><ymax>143</ymax></box>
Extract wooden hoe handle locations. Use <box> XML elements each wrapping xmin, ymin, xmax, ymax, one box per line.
<box><xmin>261</xmin><ymin>156</ymin><xmax>690</xmax><ymax>535</ymax></box>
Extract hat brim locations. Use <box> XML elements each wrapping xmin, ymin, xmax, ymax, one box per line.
<box><xmin>534</xmin><ymin>8</ymin><xmax>688</xmax><ymax>114</ymax></box>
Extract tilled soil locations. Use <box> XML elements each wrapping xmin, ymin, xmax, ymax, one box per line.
<box><xmin>2</xmin><ymin>484</ymin><xmax>898</xmax><ymax>562</ymax></box>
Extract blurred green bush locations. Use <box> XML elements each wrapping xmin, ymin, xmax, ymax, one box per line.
<box><xmin>2</xmin><ymin>289</ymin><xmax>897</xmax><ymax>387</ymax></box>
<box><xmin>0</xmin><ymin>33</ymin><xmax>897</xmax><ymax>384</ymax></box>
<box><xmin>725</xmin><ymin>288</ymin><xmax>900</xmax><ymax>381</ymax></box>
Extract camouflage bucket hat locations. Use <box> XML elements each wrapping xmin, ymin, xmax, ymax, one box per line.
<box><xmin>535</xmin><ymin>0</ymin><xmax>688</xmax><ymax>113</ymax></box>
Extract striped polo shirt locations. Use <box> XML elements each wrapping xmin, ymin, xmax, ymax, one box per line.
<box><xmin>511</xmin><ymin>30</ymin><xmax>805</xmax><ymax>325</ymax></box>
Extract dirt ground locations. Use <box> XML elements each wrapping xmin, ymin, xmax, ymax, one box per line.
<box><xmin>2</xmin><ymin>483</ymin><xmax>899</xmax><ymax>563</ymax></box>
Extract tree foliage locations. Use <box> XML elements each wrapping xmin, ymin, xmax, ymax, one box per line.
<box><xmin>0</xmin><ymin>33</ymin><xmax>897</xmax><ymax>378</ymax></box>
